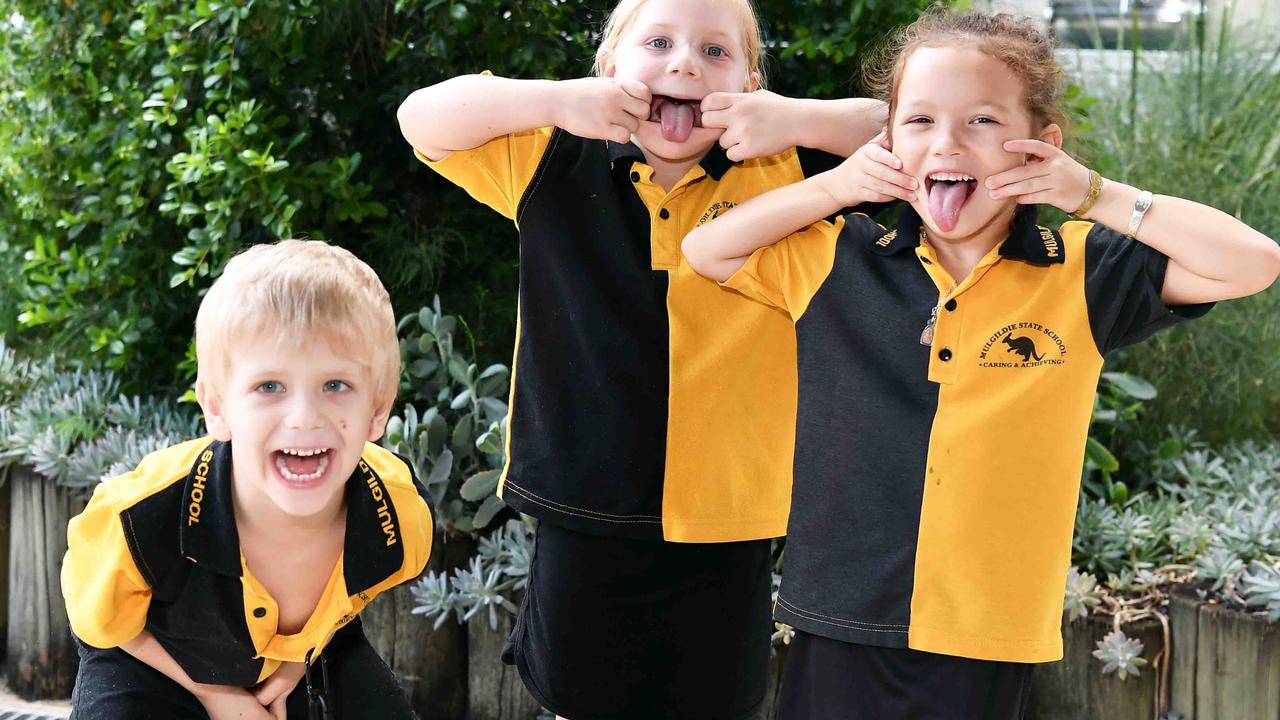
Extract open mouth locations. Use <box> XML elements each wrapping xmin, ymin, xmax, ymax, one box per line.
<box><xmin>648</xmin><ymin>94</ymin><xmax>704</xmax><ymax>144</ymax></box>
<box><xmin>924</xmin><ymin>172</ymin><xmax>978</xmax><ymax>233</ymax></box>
<box><xmin>272</xmin><ymin>447</ymin><xmax>333</xmax><ymax>487</ymax></box>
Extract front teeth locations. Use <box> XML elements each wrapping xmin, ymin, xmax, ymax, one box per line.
<box><xmin>281</xmin><ymin>447</ymin><xmax>326</xmax><ymax>457</ymax></box>
<box><xmin>275</xmin><ymin>452</ymin><xmax>330</xmax><ymax>483</ymax></box>
<box><xmin>929</xmin><ymin>173</ymin><xmax>975</xmax><ymax>182</ymax></box>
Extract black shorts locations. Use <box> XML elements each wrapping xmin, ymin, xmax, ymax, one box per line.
<box><xmin>777</xmin><ymin>631</ymin><xmax>1034</xmax><ymax>720</ymax></box>
<box><xmin>503</xmin><ymin>522</ymin><xmax>774</xmax><ymax>720</ymax></box>
<box><xmin>70</xmin><ymin>619</ymin><xmax>417</xmax><ymax>720</ymax></box>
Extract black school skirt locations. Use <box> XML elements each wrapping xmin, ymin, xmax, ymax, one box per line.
<box><xmin>503</xmin><ymin>521</ymin><xmax>774</xmax><ymax>720</ymax></box>
<box><xmin>777</xmin><ymin>630</ymin><xmax>1035</xmax><ymax>720</ymax></box>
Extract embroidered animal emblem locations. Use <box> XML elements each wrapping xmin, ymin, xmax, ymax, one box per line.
<box><xmin>1002</xmin><ymin>334</ymin><xmax>1044</xmax><ymax>362</ymax></box>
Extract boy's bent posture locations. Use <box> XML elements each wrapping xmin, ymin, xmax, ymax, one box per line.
<box><xmin>63</xmin><ymin>241</ymin><xmax>432</xmax><ymax>720</ymax></box>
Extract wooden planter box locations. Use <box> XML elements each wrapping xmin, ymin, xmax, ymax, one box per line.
<box><xmin>1168</xmin><ymin>585</ymin><xmax>1280</xmax><ymax>720</ymax></box>
<box><xmin>467</xmin><ymin>591</ymin><xmax>541</xmax><ymax>720</ymax></box>
<box><xmin>6</xmin><ymin>466</ymin><xmax>83</xmax><ymax>700</ymax></box>
<box><xmin>1027</xmin><ymin>612</ymin><xmax>1165</xmax><ymax>720</ymax></box>
<box><xmin>364</xmin><ymin>531</ymin><xmax>474</xmax><ymax>720</ymax></box>
<box><xmin>750</xmin><ymin>641</ymin><xmax>789</xmax><ymax>720</ymax></box>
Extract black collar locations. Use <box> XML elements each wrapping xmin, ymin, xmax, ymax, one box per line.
<box><xmin>606</xmin><ymin>138</ymin><xmax>735</xmax><ymax>181</ymax></box>
<box><xmin>869</xmin><ymin>204</ymin><xmax>1066</xmax><ymax>265</ymax></box>
<box><xmin>178</xmin><ymin>441</ymin><xmax>405</xmax><ymax>595</ymax></box>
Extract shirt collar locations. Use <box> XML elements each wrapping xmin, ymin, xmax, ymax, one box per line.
<box><xmin>868</xmin><ymin>204</ymin><xmax>1066</xmax><ymax>265</ymax></box>
<box><xmin>606</xmin><ymin>139</ymin><xmax>735</xmax><ymax>181</ymax></box>
<box><xmin>178</xmin><ymin>440</ymin><xmax>405</xmax><ymax>594</ymax></box>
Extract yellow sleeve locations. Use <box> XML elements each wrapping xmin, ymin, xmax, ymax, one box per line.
<box><xmin>415</xmin><ymin>126</ymin><xmax>554</xmax><ymax>222</ymax></box>
<box><xmin>396</xmin><ymin>486</ymin><xmax>433</xmax><ymax>584</ymax></box>
<box><xmin>722</xmin><ymin>216</ymin><xmax>843</xmax><ymax>319</ymax></box>
<box><xmin>360</xmin><ymin>443</ymin><xmax>434</xmax><ymax>585</ymax></box>
<box><xmin>62</xmin><ymin>483</ymin><xmax>152</xmax><ymax>649</ymax></box>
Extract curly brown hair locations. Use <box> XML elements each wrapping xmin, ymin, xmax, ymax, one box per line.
<box><xmin>864</xmin><ymin>9</ymin><xmax>1068</xmax><ymax>134</ymax></box>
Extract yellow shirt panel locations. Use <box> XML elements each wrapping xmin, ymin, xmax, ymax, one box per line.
<box><xmin>418</xmin><ymin>126</ymin><xmax>554</xmax><ymax>222</ymax></box>
<box><xmin>721</xmin><ymin>217</ymin><xmax>845</xmax><ymax>320</ymax></box>
<box><xmin>908</xmin><ymin>227</ymin><xmax>1104</xmax><ymax>662</ymax></box>
<box><xmin>62</xmin><ymin>439</ymin><xmax>209</xmax><ymax>649</ymax></box>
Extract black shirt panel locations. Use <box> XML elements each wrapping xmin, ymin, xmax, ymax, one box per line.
<box><xmin>1083</xmin><ymin>224</ymin><xmax>1214</xmax><ymax>354</ymax></box>
<box><xmin>777</xmin><ymin>215</ymin><xmax>940</xmax><ymax>645</ymax></box>
<box><xmin>503</xmin><ymin>129</ymin><xmax>670</xmax><ymax>537</ymax></box>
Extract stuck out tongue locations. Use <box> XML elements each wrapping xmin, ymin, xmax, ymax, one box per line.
<box><xmin>928</xmin><ymin>181</ymin><xmax>973</xmax><ymax>233</ymax></box>
<box><xmin>281</xmin><ymin>451</ymin><xmax>324</xmax><ymax>476</ymax></box>
<box><xmin>659</xmin><ymin>101</ymin><xmax>695</xmax><ymax>143</ymax></box>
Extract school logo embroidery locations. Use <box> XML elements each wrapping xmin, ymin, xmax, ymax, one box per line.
<box><xmin>1039</xmin><ymin>227</ymin><xmax>1060</xmax><ymax>258</ymax></box>
<box><xmin>979</xmin><ymin>322</ymin><xmax>1067</xmax><ymax>368</ymax></box>
<box><xmin>876</xmin><ymin>230</ymin><xmax>897</xmax><ymax>247</ymax></box>
<box><xmin>699</xmin><ymin>201</ymin><xmax>736</xmax><ymax>225</ymax></box>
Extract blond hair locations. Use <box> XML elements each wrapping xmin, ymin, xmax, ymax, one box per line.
<box><xmin>864</xmin><ymin>10</ymin><xmax>1068</xmax><ymax>133</ymax></box>
<box><xmin>593</xmin><ymin>0</ymin><xmax>768</xmax><ymax>89</ymax></box>
<box><xmin>195</xmin><ymin>240</ymin><xmax>400</xmax><ymax>409</ymax></box>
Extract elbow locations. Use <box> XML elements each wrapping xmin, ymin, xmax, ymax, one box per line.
<box><xmin>1265</xmin><ymin>240</ymin><xmax>1280</xmax><ymax>290</ymax></box>
<box><xmin>395</xmin><ymin>91</ymin><xmax>420</xmax><ymax>142</ymax></box>
<box><xmin>396</xmin><ymin>90</ymin><xmax>446</xmax><ymax>161</ymax></box>
<box><xmin>1234</xmin><ymin>239</ymin><xmax>1280</xmax><ymax>298</ymax></box>
<box><xmin>681</xmin><ymin>232</ymin><xmax>718</xmax><ymax>281</ymax></box>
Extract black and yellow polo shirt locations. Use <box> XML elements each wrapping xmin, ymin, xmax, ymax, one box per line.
<box><xmin>417</xmin><ymin>126</ymin><xmax>842</xmax><ymax>542</ymax></box>
<box><xmin>63</xmin><ymin>438</ymin><xmax>432</xmax><ymax>686</ymax></box>
<box><xmin>720</xmin><ymin>205</ymin><xmax>1211</xmax><ymax>662</ymax></box>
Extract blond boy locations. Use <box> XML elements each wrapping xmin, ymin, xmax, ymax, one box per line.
<box><xmin>63</xmin><ymin>241</ymin><xmax>431</xmax><ymax>720</ymax></box>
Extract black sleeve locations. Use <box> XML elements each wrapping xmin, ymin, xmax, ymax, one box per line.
<box><xmin>1083</xmin><ymin>224</ymin><xmax>1214</xmax><ymax>355</ymax></box>
<box><xmin>796</xmin><ymin>146</ymin><xmax>842</xmax><ymax>177</ymax></box>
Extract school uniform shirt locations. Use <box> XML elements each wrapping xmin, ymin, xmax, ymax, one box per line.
<box><xmin>720</xmin><ymin>204</ymin><xmax>1212</xmax><ymax>663</ymax></box>
<box><xmin>62</xmin><ymin>438</ymin><xmax>432</xmax><ymax>686</ymax></box>
<box><xmin>418</xmin><ymin>124</ymin><xmax>842</xmax><ymax>543</ymax></box>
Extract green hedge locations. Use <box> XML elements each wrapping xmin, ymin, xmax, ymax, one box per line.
<box><xmin>0</xmin><ymin>0</ymin><xmax>930</xmax><ymax>397</ymax></box>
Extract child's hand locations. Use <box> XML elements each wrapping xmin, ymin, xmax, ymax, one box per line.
<box><xmin>553</xmin><ymin>77</ymin><xmax>651</xmax><ymax>144</ymax></box>
<box><xmin>700</xmin><ymin>90</ymin><xmax>796</xmax><ymax>161</ymax></box>
<box><xmin>821</xmin><ymin>132</ymin><xmax>917</xmax><ymax>207</ymax></box>
<box><xmin>193</xmin><ymin>683</ymin><xmax>274</xmax><ymax>720</ymax></box>
<box><xmin>254</xmin><ymin>661</ymin><xmax>306</xmax><ymax>720</ymax></box>
<box><xmin>985</xmin><ymin>139</ymin><xmax>1094</xmax><ymax>214</ymax></box>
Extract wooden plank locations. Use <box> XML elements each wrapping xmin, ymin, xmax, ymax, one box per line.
<box><xmin>1027</xmin><ymin>613</ymin><xmax>1162</xmax><ymax>720</ymax></box>
<box><xmin>1169</xmin><ymin>586</ymin><xmax>1203</xmax><ymax>720</ymax></box>
<box><xmin>754</xmin><ymin>641</ymin><xmax>789</xmax><ymax>720</ymax></box>
<box><xmin>5</xmin><ymin>469</ymin><xmax>82</xmax><ymax>700</ymax></box>
<box><xmin>1194</xmin><ymin>602</ymin><xmax>1280</xmax><ymax>720</ymax></box>
<box><xmin>0</xmin><ymin>477</ymin><xmax>12</xmax><ymax>665</ymax></box>
<box><xmin>467</xmin><ymin>591</ymin><xmax>542</xmax><ymax>720</ymax></box>
<box><xmin>362</xmin><ymin>531</ymin><xmax>472</xmax><ymax>720</ymax></box>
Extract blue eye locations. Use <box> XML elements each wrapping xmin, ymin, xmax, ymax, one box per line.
<box><xmin>648</xmin><ymin>38</ymin><xmax>670</xmax><ymax>49</ymax></box>
<box><xmin>257</xmin><ymin>381</ymin><xmax>283</xmax><ymax>394</ymax></box>
<box><xmin>705</xmin><ymin>45</ymin><xmax>725</xmax><ymax>58</ymax></box>
<box><xmin>324</xmin><ymin>380</ymin><xmax>351</xmax><ymax>392</ymax></box>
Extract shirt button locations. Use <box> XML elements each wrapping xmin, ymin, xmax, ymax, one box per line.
<box><xmin>938</xmin><ymin>348</ymin><xmax>953</xmax><ymax>362</ymax></box>
<box><xmin>659</xmin><ymin>208</ymin><xmax>670</xmax><ymax>220</ymax></box>
<box><xmin>253</xmin><ymin>607</ymin><xmax>267</xmax><ymax>618</ymax></box>
<box><xmin>944</xmin><ymin>299</ymin><xmax>957</xmax><ymax>312</ymax></box>
<box><xmin>630</xmin><ymin>171</ymin><xmax>640</xmax><ymax>182</ymax></box>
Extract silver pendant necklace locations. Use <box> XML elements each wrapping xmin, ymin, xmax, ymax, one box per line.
<box><xmin>919</xmin><ymin>228</ymin><xmax>957</xmax><ymax>347</ymax></box>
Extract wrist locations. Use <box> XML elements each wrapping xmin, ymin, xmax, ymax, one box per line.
<box><xmin>816</xmin><ymin>170</ymin><xmax>853</xmax><ymax>210</ymax></box>
<box><xmin>786</xmin><ymin>97</ymin><xmax>819</xmax><ymax>149</ymax></box>
<box><xmin>538</xmin><ymin>79</ymin><xmax>568</xmax><ymax>129</ymax></box>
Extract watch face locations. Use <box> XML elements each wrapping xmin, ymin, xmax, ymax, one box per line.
<box><xmin>1136</xmin><ymin>191</ymin><xmax>1153</xmax><ymax>211</ymax></box>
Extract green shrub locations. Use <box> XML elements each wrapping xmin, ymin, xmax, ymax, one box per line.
<box><xmin>1064</xmin><ymin>18</ymin><xmax>1280</xmax><ymax>442</ymax></box>
<box><xmin>0</xmin><ymin>0</ymin><xmax>932</xmax><ymax>397</ymax></box>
